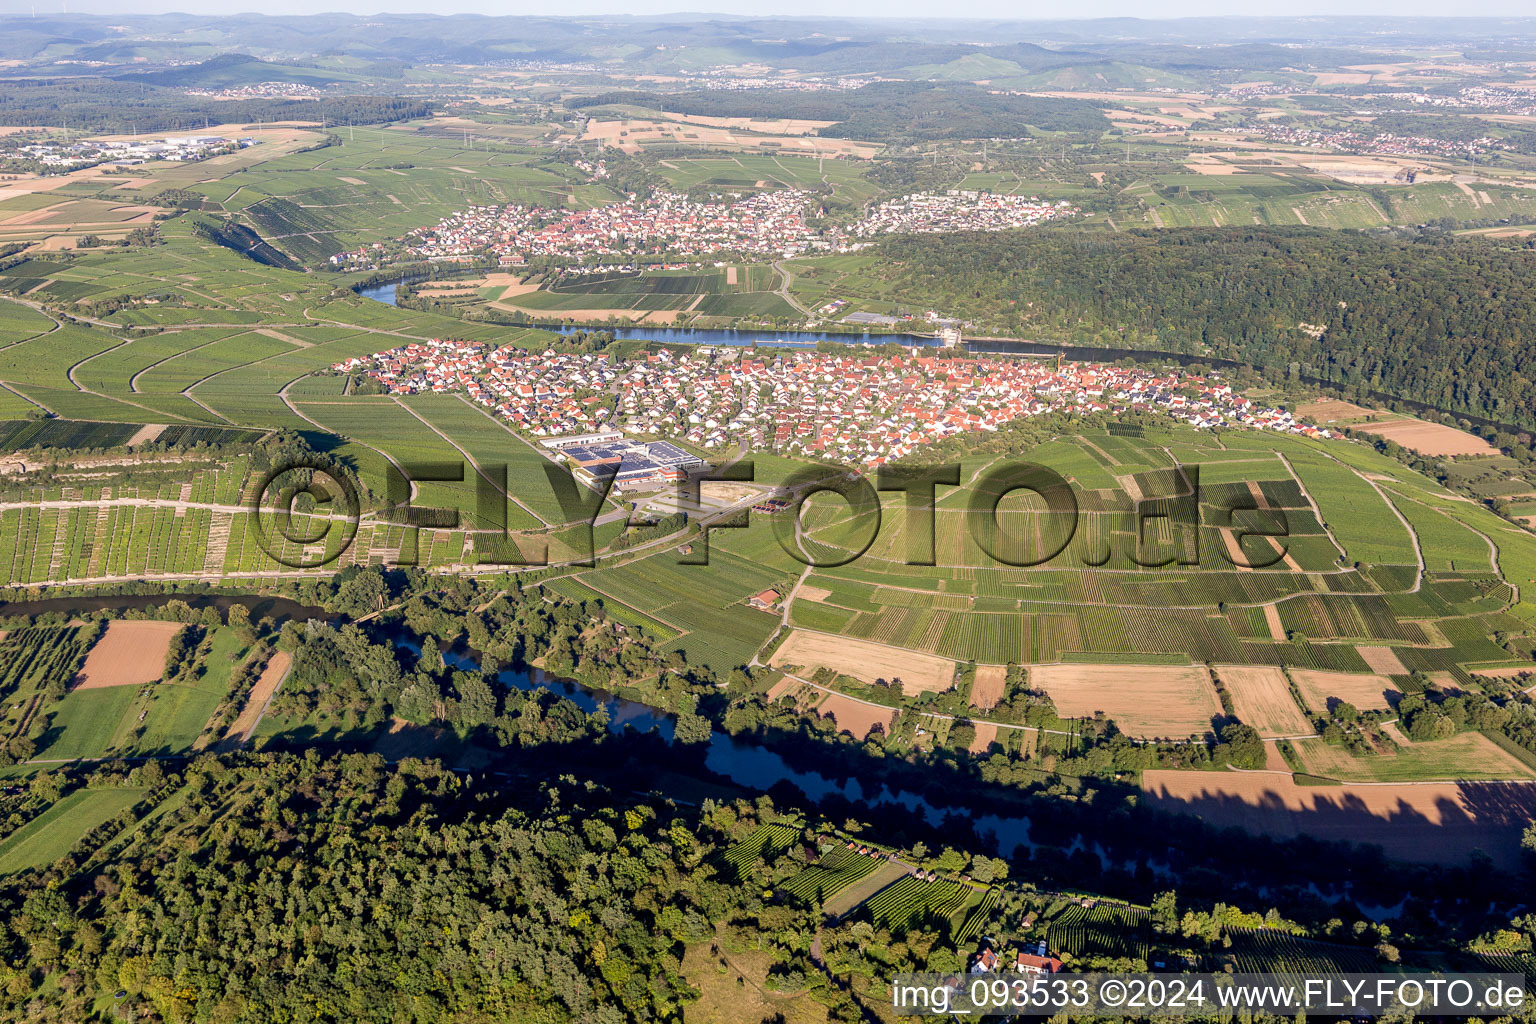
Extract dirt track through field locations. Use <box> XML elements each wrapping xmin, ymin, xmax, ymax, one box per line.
<box><xmin>73</xmin><ymin>620</ymin><xmax>183</xmax><ymax>689</ymax></box>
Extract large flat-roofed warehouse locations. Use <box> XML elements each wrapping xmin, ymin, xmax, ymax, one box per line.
<box><xmin>540</xmin><ymin>430</ymin><xmax>624</xmax><ymax>451</ymax></box>
<box><xmin>557</xmin><ymin>437</ymin><xmax>705</xmax><ymax>490</ymax></box>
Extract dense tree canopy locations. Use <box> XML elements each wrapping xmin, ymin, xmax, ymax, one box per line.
<box><xmin>881</xmin><ymin>227</ymin><xmax>1536</xmax><ymax>427</ymax></box>
<box><xmin>572</xmin><ymin>83</ymin><xmax>1107</xmax><ymax>140</ymax></box>
<box><xmin>0</xmin><ymin>756</ymin><xmax>811</xmax><ymax>1023</ymax></box>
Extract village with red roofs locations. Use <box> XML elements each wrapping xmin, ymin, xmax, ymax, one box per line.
<box><xmin>333</xmin><ymin>341</ymin><xmax>1329</xmax><ymax>468</ymax></box>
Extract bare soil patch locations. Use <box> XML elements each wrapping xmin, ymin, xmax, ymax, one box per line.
<box><xmin>797</xmin><ymin>584</ymin><xmax>832</xmax><ymax>602</ymax></box>
<box><xmin>1184</xmin><ymin>160</ymin><xmax>1245</xmax><ymax>175</ymax></box>
<box><xmin>490</xmin><ymin>302</ymin><xmax>683</xmax><ymax>323</ymax></box>
<box><xmin>1031</xmin><ymin>663</ymin><xmax>1220</xmax><ymax>738</ymax></box>
<box><xmin>1356</xmin><ymin>645</ymin><xmax>1407</xmax><ymax>675</ymax></box>
<box><xmin>1220</xmin><ymin>528</ymin><xmax>1259</xmax><ymax>571</ymax></box>
<box><xmin>1469</xmin><ymin>665</ymin><xmax>1536</xmax><ymax>680</ymax></box>
<box><xmin>1263</xmin><ymin>604</ymin><xmax>1286</xmax><ymax>641</ymax></box>
<box><xmin>813</xmin><ymin>692</ymin><xmax>897</xmax><ymax>740</ymax></box>
<box><xmin>1357</xmin><ymin>418</ymin><xmax>1495</xmax><ymax>457</ymax></box>
<box><xmin>1290</xmin><ymin>669</ymin><xmax>1400</xmax><ymax>712</ymax></box>
<box><xmin>224</xmin><ymin>651</ymin><xmax>291</xmax><ymax>743</ymax></box>
<box><xmin>968</xmin><ymin>721</ymin><xmax>1000</xmax><ymax>755</ymax></box>
<box><xmin>1216</xmin><ymin>665</ymin><xmax>1312</xmax><ymax>737</ymax></box>
<box><xmin>970</xmin><ymin>664</ymin><xmax>1007</xmax><ymax>709</ymax></box>
<box><xmin>1142</xmin><ymin>769</ymin><xmax>1536</xmax><ymax>869</ymax></box>
<box><xmin>73</xmin><ymin>620</ymin><xmax>183</xmax><ymax>689</ymax></box>
<box><xmin>581</xmin><ymin>115</ymin><xmax>878</xmax><ymax>158</ymax></box>
<box><xmin>124</xmin><ymin>423</ymin><xmax>166</xmax><ymax>447</ymax></box>
<box><xmin>1263</xmin><ymin>743</ymin><xmax>1290</xmax><ymax>771</ymax></box>
<box><xmin>772</xmin><ymin>630</ymin><xmax>955</xmax><ymax>694</ymax></box>
<box><xmin>1295</xmin><ymin>398</ymin><xmax>1379</xmax><ymax>423</ymax></box>
<box><xmin>256</xmin><ymin>328</ymin><xmax>308</xmax><ymax>347</ymax></box>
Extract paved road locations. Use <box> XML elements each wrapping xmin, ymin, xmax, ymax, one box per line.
<box><xmin>770</xmin><ymin>260</ymin><xmax>815</xmax><ymax>318</ymax></box>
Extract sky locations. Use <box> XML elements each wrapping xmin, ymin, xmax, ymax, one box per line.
<box><xmin>10</xmin><ymin>0</ymin><xmax>1536</xmax><ymax>17</ymax></box>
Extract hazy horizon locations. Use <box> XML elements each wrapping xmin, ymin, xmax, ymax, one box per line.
<box><xmin>10</xmin><ymin>3</ymin><xmax>1536</xmax><ymax>21</ymax></box>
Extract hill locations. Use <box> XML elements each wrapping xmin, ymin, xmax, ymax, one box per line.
<box><xmin>572</xmin><ymin>82</ymin><xmax>1109</xmax><ymax>140</ymax></box>
<box><xmin>112</xmin><ymin>52</ymin><xmax>367</xmax><ymax>88</ymax></box>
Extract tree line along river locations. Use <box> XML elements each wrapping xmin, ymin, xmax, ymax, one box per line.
<box><xmin>355</xmin><ymin>276</ymin><xmax>1524</xmax><ymax>437</ymax></box>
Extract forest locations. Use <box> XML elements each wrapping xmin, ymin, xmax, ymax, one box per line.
<box><xmin>878</xmin><ymin>227</ymin><xmax>1536</xmax><ymax>429</ymax></box>
<box><xmin>571</xmin><ymin>83</ymin><xmax>1109</xmax><ymax>141</ymax></box>
<box><xmin>0</xmin><ymin>79</ymin><xmax>431</xmax><ymax>132</ymax></box>
<box><xmin>0</xmin><ymin>755</ymin><xmax>836</xmax><ymax>1023</ymax></box>
<box><xmin>0</xmin><ymin>568</ymin><xmax>1532</xmax><ymax>1022</ymax></box>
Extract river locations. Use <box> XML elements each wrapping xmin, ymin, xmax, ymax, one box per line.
<box><xmin>426</xmin><ymin>642</ymin><xmax>1038</xmax><ymax>857</ymax></box>
<box><xmin>355</xmin><ymin>279</ymin><xmax>410</xmax><ymax>305</ymax></box>
<box><xmin>355</xmin><ymin>274</ymin><xmax>1530</xmax><ymax>435</ymax></box>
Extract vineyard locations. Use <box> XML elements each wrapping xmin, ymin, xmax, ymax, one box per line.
<box><xmin>716</xmin><ymin>822</ymin><xmax>800</xmax><ymax>881</ymax></box>
<box><xmin>954</xmin><ymin>888</ymin><xmax>1000</xmax><ymax>945</ymax></box>
<box><xmin>1046</xmin><ymin>904</ymin><xmax>1152</xmax><ymax>962</ymax></box>
<box><xmin>1472</xmin><ymin>952</ymin><xmax>1536</xmax><ymax>985</ymax></box>
<box><xmin>1224</xmin><ymin>928</ymin><xmax>1383</xmax><ymax>974</ymax></box>
<box><xmin>862</xmin><ymin>874</ymin><xmax>974</xmax><ymax>933</ymax></box>
<box><xmin>0</xmin><ymin>625</ymin><xmax>98</xmax><ymax>746</ymax></box>
<box><xmin>779</xmin><ymin>845</ymin><xmax>883</xmax><ymax>905</ymax></box>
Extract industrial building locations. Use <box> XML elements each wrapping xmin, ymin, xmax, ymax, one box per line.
<box><xmin>556</xmin><ymin>437</ymin><xmax>705</xmax><ymax>490</ymax></box>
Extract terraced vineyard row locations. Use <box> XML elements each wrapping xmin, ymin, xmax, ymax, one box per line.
<box><xmin>1225</xmin><ymin>928</ymin><xmax>1382</xmax><ymax>974</ymax></box>
<box><xmin>717</xmin><ymin>823</ymin><xmax>799</xmax><ymax>879</ymax></box>
<box><xmin>954</xmin><ymin>888</ymin><xmax>999</xmax><ymax>945</ymax></box>
<box><xmin>863</xmin><ymin>875</ymin><xmax>973</xmax><ymax>932</ymax></box>
<box><xmin>1473</xmin><ymin>952</ymin><xmax>1536</xmax><ymax>985</ymax></box>
<box><xmin>779</xmin><ymin>846</ymin><xmax>882</xmax><ymax>904</ymax></box>
<box><xmin>1047</xmin><ymin>904</ymin><xmax>1152</xmax><ymax>961</ymax></box>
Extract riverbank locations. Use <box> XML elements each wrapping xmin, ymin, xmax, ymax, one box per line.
<box><xmin>356</xmin><ymin>275</ymin><xmax>1529</xmax><ymax>436</ymax></box>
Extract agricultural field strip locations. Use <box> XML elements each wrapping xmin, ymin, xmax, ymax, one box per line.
<box><xmin>1380</xmin><ymin>482</ymin><xmax>1501</xmax><ymax>576</ymax></box>
<box><xmin>769</xmin><ymin>666</ymin><xmax>1078</xmax><ymax>738</ymax></box>
<box><xmin>387</xmin><ymin>395</ymin><xmax>545</xmax><ymax>525</ymax></box>
<box><xmin>275</xmin><ymin>389</ymin><xmax>425</xmax><ymax>506</ymax></box>
<box><xmin>545</xmin><ymin>570</ymin><xmax>691</xmax><ymax>635</ymax></box>
<box><xmin>3</xmin><ymin>304</ymin><xmax>203</xmax><ymax>423</ymax></box>
<box><xmin>805</xmin><ymin>559</ymin><xmax>1407</xmax><ymax>612</ymax></box>
<box><xmin>1285</xmin><ymin>442</ymin><xmax>1423</xmax><ymax>582</ymax></box>
<box><xmin>448</xmin><ymin>391</ymin><xmax>626</xmax><ymax>520</ymax></box>
<box><xmin>1271</xmin><ymin>449</ymin><xmax>1350</xmax><ymax>564</ymax></box>
<box><xmin>0</xmin><ymin>381</ymin><xmax>44</xmax><ymax>414</ymax></box>
<box><xmin>0</xmin><ymin>297</ymin><xmax>63</xmax><ymax>350</ymax></box>
<box><xmin>0</xmin><ymin>496</ymin><xmax>350</xmax><ymax>522</ymax></box>
<box><xmin>131</xmin><ymin>331</ymin><xmax>293</xmax><ymax>394</ymax></box>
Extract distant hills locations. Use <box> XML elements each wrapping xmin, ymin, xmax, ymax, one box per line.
<box><xmin>111</xmin><ymin>54</ymin><xmax>369</xmax><ymax>89</ymax></box>
<box><xmin>572</xmin><ymin>82</ymin><xmax>1109</xmax><ymax>140</ymax></box>
<box><xmin>1</xmin><ymin>14</ymin><xmax>1534</xmax><ymax>82</ymax></box>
